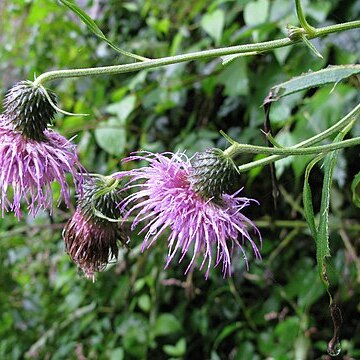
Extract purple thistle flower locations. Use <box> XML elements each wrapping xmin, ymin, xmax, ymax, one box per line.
<box><xmin>0</xmin><ymin>117</ymin><xmax>84</xmax><ymax>219</ymax></box>
<box><xmin>118</xmin><ymin>152</ymin><xmax>261</xmax><ymax>278</ymax></box>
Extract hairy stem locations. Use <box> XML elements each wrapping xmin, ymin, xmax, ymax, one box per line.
<box><xmin>33</xmin><ymin>20</ymin><xmax>360</xmax><ymax>86</ymax></box>
<box><xmin>225</xmin><ymin>136</ymin><xmax>360</xmax><ymax>157</ymax></box>
<box><xmin>295</xmin><ymin>0</ymin><xmax>316</xmax><ymax>35</ymax></box>
<box><xmin>235</xmin><ymin>103</ymin><xmax>360</xmax><ymax>172</ymax></box>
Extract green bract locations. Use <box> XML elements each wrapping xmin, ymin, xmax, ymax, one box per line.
<box><xmin>190</xmin><ymin>148</ymin><xmax>240</xmax><ymax>200</ymax></box>
<box><xmin>3</xmin><ymin>81</ymin><xmax>57</xmax><ymax>141</ymax></box>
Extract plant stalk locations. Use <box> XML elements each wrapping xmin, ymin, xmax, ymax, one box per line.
<box><xmin>33</xmin><ymin>20</ymin><xmax>360</xmax><ymax>86</ymax></box>
<box><xmin>235</xmin><ymin>104</ymin><xmax>360</xmax><ymax>172</ymax></box>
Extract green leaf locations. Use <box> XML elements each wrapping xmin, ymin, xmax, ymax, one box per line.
<box><xmin>265</xmin><ymin>65</ymin><xmax>360</xmax><ymax>103</ymax></box>
<box><xmin>217</xmin><ymin>59</ymin><xmax>249</xmax><ymax>96</ymax></box>
<box><xmin>59</xmin><ymin>0</ymin><xmax>147</xmax><ymax>61</ymax></box>
<box><xmin>213</xmin><ymin>322</ymin><xmax>242</xmax><ymax>350</ymax></box>
<box><xmin>137</xmin><ymin>294</ymin><xmax>151</xmax><ymax>313</ymax></box>
<box><xmin>163</xmin><ymin>338</ymin><xmax>186</xmax><ymax>357</ymax></box>
<box><xmin>316</xmin><ymin>131</ymin><xmax>347</xmax><ymax>281</ymax></box>
<box><xmin>106</xmin><ymin>95</ymin><xmax>137</xmax><ymax>122</ymax></box>
<box><xmin>351</xmin><ymin>172</ymin><xmax>360</xmax><ymax>208</ymax></box>
<box><xmin>94</xmin><ymin>117</ymin><xmax>126</xmax><ymax>155</ymax></box>
<box><xmin>108</xmin><ymin>348</ymin><xmax>124</xmax><ymax>360</ymax></box>
<box><xmin>244</xmin><ymin>0</ymin><xmax>270</xmax><ymax>26</ymax></box>
<box><xmin>200</xmin><ymin>9</ymin><xmax>225</xmax><ymax>45</ymax></box>
<box><xmin>301</xmin><ymin>34</ymin><xmax>323</xmax><ymax>59</ymax></box>
<box><xmin>221</xmin><ymin>51</ymin><xmax>259</xmax><ymax>66</ymax></box>
<box><xmin>303</xmin><ymin>154</ymin><xmax>324</xmax><ymax>239</ymax></box>
<box><xmin>153</xmin><ymin>314</ymin><xmax>182</xmax><ymax>337</ymax></box>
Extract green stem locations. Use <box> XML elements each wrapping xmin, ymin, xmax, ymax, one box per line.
<box><xmin>33</xmin><ymin>20</ymin><xmax>360</xmax><ymax>86</ymax></box>
<box><xmin>236</xmin><ymin>103</ymin><xmax>360</xmax><ymax>172</ymax></box>
<box><xmin>255</xmin><ymin>219</ymin><xmax>360</xmax><ymax>231</ymax></box>
<box><xmin>224</xmin><ymin>136</ymin><xmax>360</xmax><ymax>157</ymax></box>
<box><xmin>295</xmin><ymin>0</ymin><xmax>316</xmax><ymax>35</ymax></box>
<box><xmin>314</xmin><ymin>20</ymin><xmax>360</xmax><ymax>37</ymax></box>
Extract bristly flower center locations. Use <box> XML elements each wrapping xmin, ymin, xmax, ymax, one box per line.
<box><xmin>3</xmin><ymin>81</ymin><xmax>57</xmax><ymax>141</ymax></box>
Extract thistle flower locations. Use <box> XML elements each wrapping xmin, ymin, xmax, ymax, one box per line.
<box><xmin>3</xmin><ymin>80</ymin><xmax>57</xmax><ymax>141</ymax></box>
<box><xmin>63</xmin><ymin>177</ymin><xmax>127</xmax><ymax>280</ymax></box>
<box><xmin>119</xmin><ymin>151</ymin><xmax>261</xmax><ymax>278</ymax></box>
<box><xmin>190</xmin><ymin>148</ymin><xmax>240</xmax><ymax>201</ymax></box>
<box><xmin>0</xmin><ymin>81</ymin><xmax>84</xmax><ymax>218</ymax></box>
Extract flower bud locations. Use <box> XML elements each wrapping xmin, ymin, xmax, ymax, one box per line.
<box><xmin>189</xmin><ymin>148</ymin><xmax>240</xmax><ymax>200</ymax></box>
<box><xmin>3</xmin><ymin>81</ymin><xmax>57</xmax><ymax>140</ymax></box>
<box><xmin>63</xmin><ymin>177</ymin><xmax>127</xmax><ymax>280</ymax></box>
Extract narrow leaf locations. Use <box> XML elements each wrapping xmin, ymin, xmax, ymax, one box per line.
<box><xmin>351</xmin><ymin>172</ymin><xmax>360</xmax><ymax>208</ymax></box>
<box><xmin>59</xmin><ymin>0</ymin><xmax>104</xmax><ymax>37</ymax></box>
<box><xmin>317</xmin><ymin>122</ymin><xmax>352</xmax><ymax>282</ymax></box>
<box><xmin>301</xmin><ymin>34</ymin><xmax>323</xmax><ymax>59</ymax></box>
<box><xmin>264</xmin><ymin>65</ymin><xmax>360</xmax><ymax>104</ymax></box>
<box><xmin>59</xmin><ymin>0</ymin><xmax>148</xmax><ymax>61</ymax></box>
<box><xmin>303</xmin><ymin>155</ymin><xmax>324</xmax><ymax>239</ymax></box>
<box><xmin>221</xmin><ymin>52</ymin><xmax>259</xmax><ymax>65</ymax></box>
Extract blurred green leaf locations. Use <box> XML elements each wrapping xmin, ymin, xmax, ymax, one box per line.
<box><xmin>217</xmin><ymin>58</ymin><xmax>249</xmax><ymax>96</ymax></box>
<box><xmin>244</xmin><ymin>0</ymin><xmax>270</xmax><ymax>26</ymax></box>
<box><xmin>108</xmin><ymin>348</ymin><xmax>124</xmax><ymax>360</ymax></box>
<box><xmin>201</xmin><ymin>9</ymin><xmax>225</xmax><ymax>45</ymax></box>
<box><xmin>94</xmin><ymin>117</ymin><xmax>126</xmax><ymax>155</ymax></box>
<box><xmin>351</xmin><ymin>172</ymin><xmax>360</xmax><ymax>207</ymax></box>
<box><xmin>274</xmin><ymin>317</ymin><xmax>300</xmax><ymax>349</ymax></box>
<box><xmin>153</xmin><ymin>314</ymin><xmax>182</xmax><ymax>337</ymax></box>
<box><xmin>163</xmin><ymin>338</ymin><xmax>186</xmax><ymax>357</ymax></box>
<box><xmin>106</xmin><ymin>95</ymin><xmax>137</xmax><ymax>122</ymax></box>
<box><xmin>138</xmin><ymin>294</ymin><xmax>151</xmax><ymax>312</ymax></box>
<box><xmin>213</xmin><ymin>322</ymin><xmax>243</xmax><ymax>350</ymax></box>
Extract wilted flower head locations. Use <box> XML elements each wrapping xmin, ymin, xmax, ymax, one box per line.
<box><xmin>119</xmin><ymin>151</ymin><xmax>261</xmax><ymax>278</ymax></box>
<box><xmin>0</xmin><ymin>81</ymin><xmax>84</xmax><ymax>218</ymax></box>
<box><xmin>63</xmin><ymin>177</ymin><xmax>127</xmax><ymax>280</ymax></box>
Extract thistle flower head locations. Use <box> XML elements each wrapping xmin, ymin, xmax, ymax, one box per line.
<box><xmin>3</xmin><ymin>81</ymin><xmax>57</xmax><ymax>141</ymax></box>
<box><xmin>0</xmin><ymin>119</ymin><xmax>84</xmax><ymax>219</ymax></box>
<box><xmin>63</xmin><ymin>177</ymin><xmax>127</xmax><ymax>280</ymax></box>
<box><xmin>119</xmin><ymin>151</ymin><xmax>261</xmax><ymax>278</ymax></box>
<box><xmin>189</xmin><ymin>148</ymin><xmax>240</xmax><ymax>201</ymax></box>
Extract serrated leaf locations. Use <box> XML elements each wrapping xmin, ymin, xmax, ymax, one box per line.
<box><xmin>264</xmin><ymin>65</ymin><xmax>360</xmax><ymax>104</ymax></box>
<box><xmin>351</xmin><ymin>172</ymin><xmax>360</xmax><ymax>207</ymax></box>
<box><xmin>59</xmin><ymin>0</ymin><xmax>147</xmax><ymax>61</ymax></box>
<box><xmin>317</xmin><ymin>128</ymin><xmax>350</xmax><ymax>280</ymax></box>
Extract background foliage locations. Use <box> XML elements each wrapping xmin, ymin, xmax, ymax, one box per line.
<box><xmin>0</xmin><ymin>0</ymin><xmax>359</xmax><ymax>359</ymax></box>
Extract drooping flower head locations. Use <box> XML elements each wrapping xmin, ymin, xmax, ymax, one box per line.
<box><xmin>118</xmin><ymin>151</ymin><xmax>261</xmax><ymax>278</ymax></box>
<box><xmin>0</xmin><ymin>81</ymin><xmax>84</xmax><ymax>218</ymax></box>
<box><xmin>63</xmin><ymin>177</ymin><xmax>127</xmax><ymax>280</ymax></box>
